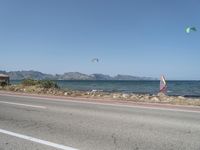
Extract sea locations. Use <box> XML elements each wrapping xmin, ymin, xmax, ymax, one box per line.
<box><xmin>10</xmin><ymin>80</ymin><xmax>200</xmax><ymax>97</ymax></box>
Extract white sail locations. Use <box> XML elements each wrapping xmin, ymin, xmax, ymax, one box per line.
<box><xmin>159</xmin><ymin>75</ymin><xmax>167</xmax><ymax>93</ymax></box>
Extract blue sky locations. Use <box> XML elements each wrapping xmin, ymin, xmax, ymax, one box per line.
<box><xmin>0</xmin><ymin>0</ymin><xmax>200</xmax><ymax>80</ymax></box>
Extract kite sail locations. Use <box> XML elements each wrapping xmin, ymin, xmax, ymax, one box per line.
<box><xmin>186</xmin><ymin>27</ymin><xmax>197</xmax><ymax>33</ymax></box>
<box><xmin>91</xmin><ymin>58</ymin><xmax>99</xmax><ymax>63</ymax></box>
<box><xmin>159</xmin><ymin>75</ymin><xmax>167</xmax><ymax>93</ymax></box>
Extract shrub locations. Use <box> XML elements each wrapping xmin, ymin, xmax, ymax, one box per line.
<box><xmin>22</xmin><ymin>79</ymin><xmax>59</xmax><ymax>89</ymax></box>
<box><xmin>38</xmin><ymin>80</ymin><xmax>59</xmax><ymax>89</ymax></box>
<box><xmin>0</xmin><ymin>82</ymin><xmax>7</xmax><ymax>87</ymax></box>
<box><xmin>22</xmin><ymin>79</ymin><xmax>38</xmax><ymax>86</ymax></box>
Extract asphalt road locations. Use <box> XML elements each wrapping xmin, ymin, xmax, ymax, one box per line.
<box><xmin>0</xmin><ymin>93</ymin><xmax>200</xmax><ymax>150</ymax></box>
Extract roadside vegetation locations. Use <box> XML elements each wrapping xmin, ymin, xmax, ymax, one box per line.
<box><xmin>0</xmin><ymin>79</ymin><xmax>61</xmax><ymax>95</ymax></box>
<box><xmin>0</xmin><ymin>82</ymin><xmax>8</xmax><ymax>87</ymax></box>
<box><xmin>22</xmin><ymin>79</ymin><xmax>59</xmax><ymax>89</ymax></box>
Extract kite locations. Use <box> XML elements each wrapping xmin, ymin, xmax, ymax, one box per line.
<box><xmin>91</xmin><ymin>58</ymin><xmax>99</xmax><ymax>63</ymax></box>
<box><xmin>186</xmin><ymin>27</ymin><xmax>197</xmax><ymax>33</ymax></box>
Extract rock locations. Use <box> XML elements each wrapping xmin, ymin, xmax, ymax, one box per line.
<box><xmin>178</xmin><ymin>96</ymin><xmax>185</xmax><ymax>100</ymax></box>
<box><xmin>122</xmin><ymin>93</ymin><xmax>129</xmax><ymax>99</ymax></box>
<box><xmin>137</xmin><ymin>95</ymin><xmax>143</xmax><ymax>99</ymax></box>
<box><xmin>162</xmin><ymin>97</ymin><xmax>174</xmax><ymax>103</ymax></box>
<box><xmin>64</xmin><ymin>92</ymin><xmax>68</xmax><ymax>96</ymax></box>
<box><xmin>112</xmin><ymin>93</ymin><xmax>121</xmax><ymax>99</ymax></box>
<box><xmin>130</xmin><ymin>94</ymin><xmax>138</xmax><ymax>100</ymax></box>
<box><xmin>150</xmin><ymin>97</ymin><xmax>160</xmax><ymax>102</ymax></box>
<box><xmin>157</xmin><ymin>92</ymin><xmax>166</xmax><ymax>97</ymax></box>
<box><xmin>143</xmin><ymin>95</ymin><xmax>150</xmax><ymax>100</ymax></box>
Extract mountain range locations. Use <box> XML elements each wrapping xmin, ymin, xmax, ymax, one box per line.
<box><xmin>0</xmin><ymin>70</ymin><xmax>157</xmax><ymax>80</ymax></box>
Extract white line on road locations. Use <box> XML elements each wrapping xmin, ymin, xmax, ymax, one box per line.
<box><xmin>0</xmin><ymin>129</ymin><xmax>78</xmax><ymax>150</ymax></box>
<box><xmin>0</xmin><ymin>101</ymin><xmax>46</xmax><ymax>109</ymax></box>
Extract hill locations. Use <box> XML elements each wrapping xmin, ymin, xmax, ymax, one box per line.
<box><xmin>0</xmin><ymin>70</ymin><xmax>156</xmax><ymax>80</ymax></box>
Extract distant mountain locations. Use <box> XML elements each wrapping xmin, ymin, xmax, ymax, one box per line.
<box><xmin>0</xmin><ymin>71</ymin><xmax>93</xmax><ymax>80</ymax></box>
<box><xmin>58</xmin><ymin>72</ymin><xmax>91</xmax><ymax>80</ymax></box>
<box><xmin>0</xmin><ymin>70</ymin><xmax>157</xmax><ymax>80</ymax></box>
<box><xmin>0</xmin><ymin>71</ymin><xmax>54</xmax><ymax>80</ymax></box>
<box><xmin>90</xmin><ymin>74</ymin><xmax>113</xmax><ymax>80</ymax></box>
<box><xmin>113</xmin><ymin>74</ymin><xmax>155</xmax><ymax>80</ymax></box>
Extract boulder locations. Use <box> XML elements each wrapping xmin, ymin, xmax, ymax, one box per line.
<box><xmin>122</xmin><ymin>93</ymin><xmax>129</xmax><ymax>99</ymax></box>
<box><xmin>112</xmin><ymin>93</ymin><xmax>121</xmax><ymax>99</ymax></box>
<box><xmin>157</xmin><ymin>92</ymin><xmax>167</xmax><ymax>97</ymax></box>
<box><xmin>130</xmin><ymin>94</ymin><xmax>139</xmax><ymax>100</ymax></box>
<box><xmin>178</xmin><ymin>96</ymin><xmax>185</xmax><ymax>100</ymax></box>
<box><xmin>150</xmin><ymin>97</ymin><xmax>160</xmax><ymax>102</ymax></box>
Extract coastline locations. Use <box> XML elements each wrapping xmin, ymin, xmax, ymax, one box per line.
<box><xmin>1</xmin><ymin>84</ymin><xmax>200</xmax><ymax>107</ymax></box>
<box><xmin>11</xmin><ymin>79</ymin><xmax>200</xmax><ymax>97</ymax></box>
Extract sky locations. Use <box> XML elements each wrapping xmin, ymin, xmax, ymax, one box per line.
<box><xmin>0</xmin><ymin>0</ymin><xmax>200</xmax><ymax>80</ymax></box>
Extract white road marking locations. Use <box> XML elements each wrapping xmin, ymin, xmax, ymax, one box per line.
<box><xmin>0</xmin><ymin>93</ymin><xmax>200</xmax><ymax>113</ymax></box>
<box><xmin>0</xmin><ymin>129</ymin><xmax>78</xmax><ymax>150</ymax></box>
<box><xmin>0</xmin><ymin>101</ymin><xmax>46</xmax><ymax>109</ymax></box>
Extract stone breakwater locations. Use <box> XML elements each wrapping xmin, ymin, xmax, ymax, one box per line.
<box><xmin>1</xmin><ymin>85</ymin><xmax>200</xmax><ymax>106</ymax></box>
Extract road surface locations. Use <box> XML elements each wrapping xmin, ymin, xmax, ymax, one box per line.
<box><xmin>0</xmin><ymin>93</ymin><xmax>200</xmax><ymax>150</ymax></box>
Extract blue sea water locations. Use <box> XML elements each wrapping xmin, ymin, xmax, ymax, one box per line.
<box><xmin>10</xmin><ymin>80</ymin><xmax>200</xmax><ymax>97</ymax></box>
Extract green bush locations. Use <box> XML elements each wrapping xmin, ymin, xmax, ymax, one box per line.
<box><xmin>22</xmin><ymin>79</ymin><xmax>59</xmax><ymax>89</ymax></box>
<box><xmin>38</xmin><ymin>80</ymin><xmax>59</xmax><ymax>89</ymax></box>
<box><xmin>22</xmin><ymin>79</ymin><xmax>38</xmax><ymax>86</ymax></box>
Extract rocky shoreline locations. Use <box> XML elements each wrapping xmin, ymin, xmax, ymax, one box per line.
<box><xmin>1</xmin><ymin>84</ymin><xmax>200</xmax><ymax>106</ymax></box>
